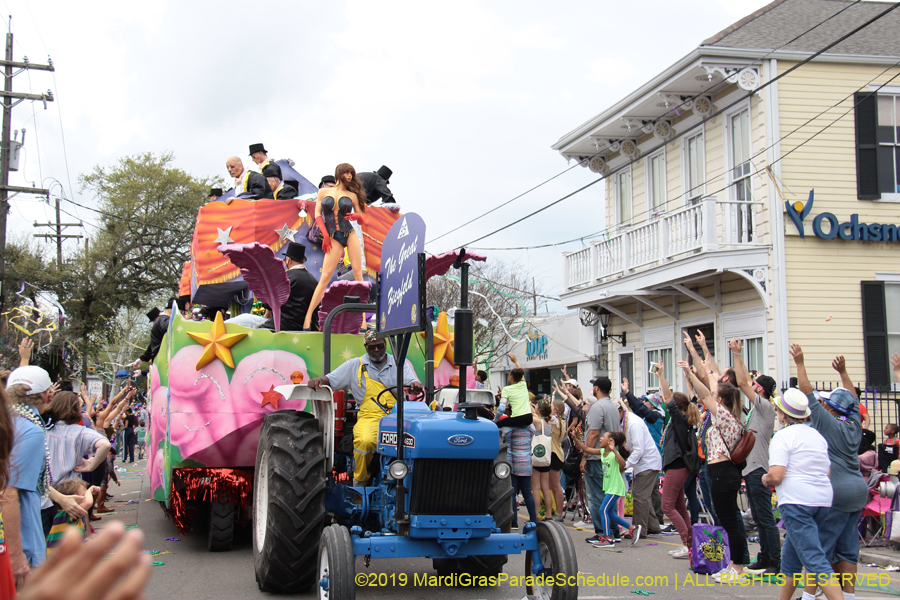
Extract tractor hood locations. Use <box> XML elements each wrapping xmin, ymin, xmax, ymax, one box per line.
<box><xmin>377</xmin><ymin>402</ymin><xmax>500</xmax><ymax>459</ymax></box>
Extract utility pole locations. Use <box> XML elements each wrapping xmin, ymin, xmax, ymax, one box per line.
<box><xmin>0</xmin><ymin>28</ymin><xmax>54</xmax><ymax>311</ymax></box>
<box><xmin>33</xmin><ymin>195</ymin><xmax>82</xmax><ymax>269</ymax></box>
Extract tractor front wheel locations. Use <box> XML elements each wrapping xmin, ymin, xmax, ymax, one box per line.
<box><xmin>524</xmin><ymin>520</ymin><xmax>578</xmax><ymax>600</ymax></box>
<box><xmin>253</xmin><ymin>412</ymin><xmax>327</xmax><ymax>592</ymax></box>
<box><xmin>318</xmin><ymin>524</ymin><xmax>356</xmax><ymax>600</ymax></box>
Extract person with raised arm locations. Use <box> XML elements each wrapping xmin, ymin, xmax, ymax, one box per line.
<box><xmin>658</xmin><ymin>361</ymin><xmax>700</xmax><ymax>559</ymax></box>
<box><xmin>781</xmin><ymin>346</ymin><xmax>867</xmax><ymax>600</ymax></box>
<box><xmin>682</xmin><ymin>331</ymin><xmax>710</xmax><ymax>390</ymax></box>
<box><xmin>682</xmin><ymin>359</ymin><xmax>748</xmax><ymax>583</ymax></box>
<box><xmin>729</xmin><ymin>338</ymin><xmax>781</xmax><ymax>576</ymax></box>
<box><xmin>579</xmin><ymin>375</ymin><xmax>621</xmax><ymax>545</ymax></box>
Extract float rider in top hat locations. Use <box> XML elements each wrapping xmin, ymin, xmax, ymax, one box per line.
<box><xmin>308</xmin><ymin>330</ymin><xmax>422</xmax><ymax>485</ymax></box>
<box><xmin>261</xmin><ymin>241</ymin><xmax>318</xmax><ymax>332</ymax></box>
<box><xmin>249</xmin><ymin>143</ymin><xmax>282</xmax><ymax>180</ymax></box>
<box><xmin>262</xmin><ymin>164</ymin><xmax>298</xmax><ymax>200</ymax></box>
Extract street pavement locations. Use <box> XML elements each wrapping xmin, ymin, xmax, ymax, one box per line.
<box><xmin>97</xmin><ymin>458</ymin><xmax>900</xmax><ymax>600</ymax></box>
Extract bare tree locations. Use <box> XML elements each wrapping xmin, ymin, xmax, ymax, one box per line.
<box><xmin>426</xmin><ymin>260</ymin><xmax>547</xmax><ymax>371</ymax></box>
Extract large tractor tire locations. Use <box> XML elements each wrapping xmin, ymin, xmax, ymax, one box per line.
<box><xmin>318</xmin><ymin>524</ymin><xmax>356</xmax><ymax>600</ymax></box>
<box><xmin>524</xmin><ymin>520</ymin><xmax>578</xmax><ymax>600</ymax></box>
<box><xmin>253</xmin><ymin>412</ymin><xmax>327</xmax><ymax>593</ymax></box>
<box><xmin>433</xmin><ymin>445</ymin><xmax>515</xmax><ymax>579</ymax></box>
<box><xmin>207</xmin><ymin>500</ymin><xmax>235</xmax><ymax>552</ymax></box>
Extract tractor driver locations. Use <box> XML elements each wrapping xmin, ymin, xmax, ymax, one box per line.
<box><xmin>308</xmin><ymin>330</ymin><xmax>422</xmax><ymax>486</ymax></box>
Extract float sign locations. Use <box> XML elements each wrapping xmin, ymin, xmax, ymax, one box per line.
<box><xmin>377</xmin><ymin>213</ymin><xmax>426</xmax><ymax>336</ymax></box>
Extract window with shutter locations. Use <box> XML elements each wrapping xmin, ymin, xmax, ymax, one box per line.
<box><xmin>855</xmin><ymin>92</ymin><xmax>880</xmax><ymax>199</ymax></box>
<box><xmin>861</xmin><ymin>280</ymin><xmax>890</xmax><ymax>389</ymax></box>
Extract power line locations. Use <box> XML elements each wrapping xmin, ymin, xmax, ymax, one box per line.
<box><xmin>457</xmin><ymin>0</ymin><xmax>900</xmax><ymax>248</ymax></box>
<box><xmin>469</xmin><ymin>229</ymin><xmax>607</xmax><ymax>251</ymax></box>
<box><xmin>63</xmin><ymin>196</ymin><xmax>183</xmax><ymax>234</ymax></box>
<box><xmin>427</xmin><ymin>0</ymin><xmax>866</xmax><ymax>247</ymax></box>
<box><xmin>493</xmin><ymin>55</ymin><xmax>900</xmax><ymax>254</ymax></box>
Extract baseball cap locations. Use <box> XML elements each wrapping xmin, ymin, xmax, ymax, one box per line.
<box><xmin>563</xmin><ymin>379</ymin><xmax>578</xmax><ymax>386</ymax></box>
<box><xmin>818</xmin><ymin>387</ymin><xmax>856</xmax><ymax>416</ymax></box>
<box><xmin>755</xmin><ymin>375</ymin><xmax>777</xmax><ymax>398</ymax></box>
<box><xmin>7</xmin><ymin>366</ymin><xmax>52</xmax><ymax>394</ymax></box>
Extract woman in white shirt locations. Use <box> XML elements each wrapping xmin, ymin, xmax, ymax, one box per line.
<box><xmin>762</xmin><ymin>388</ymin><xmax>842</xmax><ymax>600</ymax></box>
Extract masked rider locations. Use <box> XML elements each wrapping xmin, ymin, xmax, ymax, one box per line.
<box><xmin>308</xmin><ymin>330</ymin><xmax>422</xmax><ymax>485</ymax></box>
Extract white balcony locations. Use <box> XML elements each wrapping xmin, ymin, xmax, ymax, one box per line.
<box><xmin>563</xmin><ymin>196</ymin><xmax>767</xmax><ymax>297</ymax></box>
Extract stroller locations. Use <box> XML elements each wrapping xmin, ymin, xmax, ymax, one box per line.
<box><xmin>561</xmin><ymin>443</ymin><xmax>590</xmax><ymax>524</ymax></box>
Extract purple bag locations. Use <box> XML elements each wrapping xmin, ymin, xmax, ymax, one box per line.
<box><xmin>691</xmin><ymin>523</ymin><xmax>730</xmax><ymax>575</ymax></box>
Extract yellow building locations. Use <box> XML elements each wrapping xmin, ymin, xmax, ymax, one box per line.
<box><xmin>553</xmin><ymin>0</ymin><xmax>900</xmax><ymax>396</ymax></box>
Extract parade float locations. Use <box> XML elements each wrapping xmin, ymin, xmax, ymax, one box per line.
<box><xmin>148</xmin><ymin>167</ymin><xmax>577</xmax><ymax>599</ymax></box>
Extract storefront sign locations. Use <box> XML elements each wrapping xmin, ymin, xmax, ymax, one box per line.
<box><xmin>378</xmin><ymin>213</ymin><xmax>426</xmax><ymax>336</ymax></box>
<box><xmin>526</xmin><ymin>327</ymin><xmax>548</xmax><ymax>361</ymax></box>
<box><xmin>786</xmin><ymin>190</ymin><xmax>899</xmax><ymax>242</ymax></box>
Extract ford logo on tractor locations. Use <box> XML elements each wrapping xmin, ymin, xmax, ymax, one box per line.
<box><xmin>447</xmin><ymin>434</ymin><xmax>474</xmax><ymax>446</ymax></box>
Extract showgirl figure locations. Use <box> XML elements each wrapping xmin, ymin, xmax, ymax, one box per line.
<box><xmin>302</xmin><ymin>163</ymin><xmax>367</xmax><ymax>331</ymax></box>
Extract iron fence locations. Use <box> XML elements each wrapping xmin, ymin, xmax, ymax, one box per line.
<box><xmin>780</xmin><ymin>381</ymin><xmax>900</xmax><ymax>443</ymax></box>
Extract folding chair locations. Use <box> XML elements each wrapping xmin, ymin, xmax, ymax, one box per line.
<box><xmin>859</xmin><ymin>474</ymin><xmax>891</xmax><ymax>547</ymax></box>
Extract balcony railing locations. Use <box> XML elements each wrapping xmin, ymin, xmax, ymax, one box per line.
<box><xmin>563</xmin><ymin>196</ymin><xmax>761</xmax><ymax>291</ymax></box>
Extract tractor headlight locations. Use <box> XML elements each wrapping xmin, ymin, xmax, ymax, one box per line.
<box><xmin>494</xmin><ymin>461</ymin><xmax>511</xmax><ymax>480</ymax></box>
<box><xmin>388</xmin><ymin>461</ymin><xmax>409</xmax><ymax>480</ymax></box>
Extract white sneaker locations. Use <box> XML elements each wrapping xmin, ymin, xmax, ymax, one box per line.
<box><xmin>711</xmin><ymin>567</ymin><xmax>749</xmax><ymax>584</ymax></box>
<box><xmin>573</xmin><ymin>520</ymin><xmax>588</xmax><ymax>529</ymax></box>
<box><xmin>670</xmin><ymin>546</ymin><xmax>690</xmax><ymax>559</ymax></box>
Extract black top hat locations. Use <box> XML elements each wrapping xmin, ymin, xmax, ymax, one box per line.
<box><xmin>262</xmin><ymin>164</ymin><xmax>281</xmax><ymax>179</ymax></box>
<box><xmin>146</xmin><ymin>307</ymin><xmax>161</xmax><ymax>322</ymax></box>
<box><xmin>176</xmin><ymin>294</ymin><xmax>191</xmax><ymax>311</ymax></box>
<box><xmin>284</xmin><ymin>241</ymin><xmax>307</xmax><ymax>263</ymax></box>
<box><xmin>319</xmin><ymin>175</ymin><xmax>336</xmax><ymax>188</ymax></box>
<box><xmin>248</xmin><ymin>143</ymin><xmax>268</xmax><ymax>155</ymax></box>
<box><xmin>376</xmin><ymin>165</ymin><xmax>392</xmax><ymax>182</ymax></box>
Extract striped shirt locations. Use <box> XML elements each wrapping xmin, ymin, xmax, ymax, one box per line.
<box><xmin>503</xmin><ymin>424</ymin><xmax>535</xmax><ymax>476</ymax></box>
<box><xmin>46</xmin><ymin>510</ymin><xmax>87</xmax><ymax>555</ymax></box>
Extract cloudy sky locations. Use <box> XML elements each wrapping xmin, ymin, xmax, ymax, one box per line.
<box><xmin>6</xmin><ymin>0</ymin><xmax>772</xmax><ymax>312</ymax></box>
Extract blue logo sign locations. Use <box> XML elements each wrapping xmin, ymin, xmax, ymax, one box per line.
<box><xmin>378</xmin><ymin>213</ymin><xmax>426</xmax><ymax>335</ymax></box>
<box><xmin>447</xmin><ymin>434</ymin><xmax>474</xmax><ymax>446</ymax></box>
<box><xmin>526</xmin><ymin>327</ymin><xmax>548</xmax><ymax>361</ymax></box>
<box><xmin>786</xmin><ymin>189</ymin><xmax>899</xmax><ymax>242</ymax></box>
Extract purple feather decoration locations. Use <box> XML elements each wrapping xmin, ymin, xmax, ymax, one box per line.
<box><xmin>425</xmin><ymin>250</ymin><xmax>487</xmax><ymax>281</ymax></box>
<box><xmin>318</xmin><ymin>280</ymin><xmax>372</xmax><ymax>333</ymax></box>
<box><xmin>218</xmin><ymin>242</ymin><xmax>291</xmax><ymax>332</ymax></box>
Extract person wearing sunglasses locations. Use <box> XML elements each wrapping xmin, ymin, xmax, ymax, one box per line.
<box><xmin>309</xmin><ymin>330</ymin><xmax>422</xmax><ymax>486</ymax></box>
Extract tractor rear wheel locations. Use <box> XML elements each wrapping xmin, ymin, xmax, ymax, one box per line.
<box><xmin>432</xmin><ymin>445</ymin><xmax>514</xmax><ymax>579</ymax></box>
<box><xmin>524</xmin><ymin>520</ymin><xmax>578</xmax><ymax>600</ymax></box>
<box><xmin>318</xmin><ymin>524</ymin><xmax>356</xmax><ymax>600</ymax></box>
<box><xmin>253</xmin><ymin>412</ymin><xmax>326</xmax><ymax>592</ymax></box>
<box><xmin>207</xmin><ymin>500</ymin><xmax>235</xmax><ymax>552</ymax></box>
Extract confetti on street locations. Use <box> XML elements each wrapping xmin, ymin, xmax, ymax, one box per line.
<box><xmin>165</xmin><ymin>537</ymin><xmax>181</xmax><ymax>541</ymax></box>
<box><xmin>630</xmin><ymin>591</ymin><xmax>654</xmax><ymax>596</ymax></box>
<box><xmin>151</xmin><ymin>561</ymin><xmax>166</xmax><ymax>567</ymax></box>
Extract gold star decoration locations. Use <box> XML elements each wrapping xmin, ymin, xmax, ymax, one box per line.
<box><xmin>291</xmin><ymin>336</ymin><xmax>299</xmax><ymax>344</ymax></box>
<box><xmin>186</xmin><ymin>312</ymin><xmax>248</xmax><ymax>370</ymax></box>
<box><xmin>341</xmin><ymin>347</ymin><xmax>355</xmax><ymax>361</ymax></box>
<box><xmin>421</xmin><ymin>311</ymin><xmax>454</xmax><ymax>366</ymax></box>
<box><xmin>260</xmin><ymin>385</ymin><xmax>282</xmax><ymax>409</ymax></box>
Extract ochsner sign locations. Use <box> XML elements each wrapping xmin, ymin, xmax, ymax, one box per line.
<box><xmin>786</xmin><ymin>190</ymin><xmax>900</xmax><ymax>241</ymax></box>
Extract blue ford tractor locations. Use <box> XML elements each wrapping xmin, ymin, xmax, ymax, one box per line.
<box><xmin>250</xmin><ymin>253</ymin><xmax>578</xmax><ymax>599</ymax></box>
